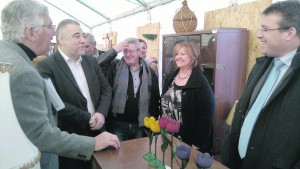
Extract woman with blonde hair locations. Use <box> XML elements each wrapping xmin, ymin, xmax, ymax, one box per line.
<box><xmin>161</xmin><ymin>41</ymin><xmax>215</xmax><ymax>153</ymax></box>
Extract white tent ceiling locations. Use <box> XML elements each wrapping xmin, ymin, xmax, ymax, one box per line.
<box><xmin>40</xmin><ymin>0</ymin><xmax>175</xmax><ymax>30</ymax></box>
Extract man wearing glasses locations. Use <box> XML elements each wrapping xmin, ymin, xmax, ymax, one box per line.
<box><xmin>106</xmin><ymin>37</ymin><xmax>160</xmax><ymax>141</ymax></box>
<box><xmin>222</xmin><ymin>1</ymin><xmax>300</xmax><ymax>169</ymax></box>
<box><xmin>0</xmin><ymin>1</ymin><xmax>120</xmax><ymax>169</ymax></box>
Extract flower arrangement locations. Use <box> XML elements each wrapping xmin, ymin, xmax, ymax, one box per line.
<box><xmin>144</xmin><ymin>115</ymin><xmax>213</xmax><ymax>169</ymax></box>
<box><xmin>195</xmin><ymin>152</ymin><xmax>213</xmax><ymax>169</ymax></box>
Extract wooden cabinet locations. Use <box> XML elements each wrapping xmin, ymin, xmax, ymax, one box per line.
<box><xmin>162</xmin><ymin>28</ymin><xmax>249</xmax><ymax>155</ymax></box>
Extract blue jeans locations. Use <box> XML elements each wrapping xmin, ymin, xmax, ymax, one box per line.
<box><xmin>110</xmin><ymin>120</ymin><xmax>144</xmax><ymax>141</ymax></box>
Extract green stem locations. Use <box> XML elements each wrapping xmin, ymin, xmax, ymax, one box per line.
<box><xmin>155</xmin><ymin>134</ymin><xmax>158</xmax><ymax>157</ymax></box>
<box><xmin>181</xmin><ymin>160</ymin><xmax>183</xmax><ymax>169</ymax></box>
<box><xmin>163</xmin><ymin>151</ymin><xmax>165</xmax><ymax>164</ymax></box>
<box><xmin>149</xmin><ymin>137</ymin><xmax>152</xmax><ymax>153</ymax></box>
<box><xmin>171</xmin><ymin>135</ymin><xmax>173</xmax><ymax>169</ymax></box>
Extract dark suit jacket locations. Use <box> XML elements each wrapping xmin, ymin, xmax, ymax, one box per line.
<box><xmin>36</xmin><ymin>51</ymin><xmax>112</xmax><ymax>136</ymax></box>
<box><xmin>96</xmin><ymin>48</ymin><xmax>118</xmax><ymax>77</ymax></box>
<box><xmin>221</xmin><ymin>48</ymin><xmax>300</xmax><ymax>169</ymax></box>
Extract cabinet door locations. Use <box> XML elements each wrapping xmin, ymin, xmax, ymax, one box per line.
<box><xmin>200</xmin><ymin>33</ymin><xmax>216</xmax><ymax>90</ymax></box>
<box><xmin>212</xmin><ymin>28</ymin><xmax>248</xmax><ymax>155</ymax></box>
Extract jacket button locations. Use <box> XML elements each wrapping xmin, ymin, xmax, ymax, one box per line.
<box><xmin>250</xmin><ymin>146</ymin><xmax>254</xmax><ymax>150</ymax></box>
<box><xmin>182</xmin><ymin>92</ymin><xmax>186</xmax><ymax>95</ymax></box>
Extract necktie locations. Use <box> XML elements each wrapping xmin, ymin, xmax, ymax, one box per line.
<box><xmin>238</xmin><ymin>59</ymin><xmax>284</xmax><ymax>159</ymax></box>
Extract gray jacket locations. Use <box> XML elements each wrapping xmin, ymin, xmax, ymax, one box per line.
<box><xmin>0</xmin><ymin>40</ymin><xmax>95</xmax><ymax>169</ymax></box>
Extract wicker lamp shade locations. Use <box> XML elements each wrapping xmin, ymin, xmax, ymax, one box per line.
<box><xmin>173</xmin><ymin>0</ymin><xmax>197</xmax><ymax>33</ymax></box>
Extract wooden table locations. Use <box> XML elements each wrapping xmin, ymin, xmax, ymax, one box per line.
<box><xmin>92</xmin><ymin>136</ymin><xmax>228</xmax><ymax>169</ymax></box>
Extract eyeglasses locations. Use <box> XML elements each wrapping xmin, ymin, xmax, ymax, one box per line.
<box><xmin>258</xmin><ymin>27</ymin><xmax>290</xmax><ymax>32</ymax></box>
<box><xmin>123</xmin><ymin>49</ymin><xmax>139</xmax><ymax>55</ymax></box>
<box><xmin>42</xmin><ymin>24</ymin><xmax>56</xmax><ymax>30</ymax></box>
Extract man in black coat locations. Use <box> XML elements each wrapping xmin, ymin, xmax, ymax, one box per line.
<box><xmin>221</xmin><ymin>1</ymin><xmax>300</xmax><ymax>169</ymax></box>
<box><xmin>106</xmin><ymin>37</ymin><xmax>160</xmax><ymax>141</ymax></box>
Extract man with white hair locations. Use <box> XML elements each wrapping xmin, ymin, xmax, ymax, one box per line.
<box><xmin>0</xmin><ymin>1</ymin><xmax>120</xmax><ymax>169</ymax></box>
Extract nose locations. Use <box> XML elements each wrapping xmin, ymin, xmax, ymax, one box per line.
<box><xmin>256</xmin><ymin>30</ymin><xmax>263</xmax><ymax>39</ymax></box>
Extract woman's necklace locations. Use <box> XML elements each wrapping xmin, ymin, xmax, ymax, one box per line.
<box><xmin>177</xmin><ymin>73</ymin><xmax>190</xmax><ymax>80</ymax></box>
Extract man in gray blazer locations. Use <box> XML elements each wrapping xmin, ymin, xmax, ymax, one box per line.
<box><xmin>36</xmin><ymin>19</ymin><xmax>113</xmax><ymax>169</ymax></box>
<box><xmin>0</xmin><ymin>1</ymin><xmax>120</xmax><ymax>169</ymax></box>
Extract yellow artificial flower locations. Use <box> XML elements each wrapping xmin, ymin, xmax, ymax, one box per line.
<box><xmin>144</xmin><ymin>116</ymin><xmax>156</xmax><ymax>128</ymax></box>
<box><xmin>150</xmin><ymin>120</ymin><xmax>160</xmax><ymax>133</ymax></box>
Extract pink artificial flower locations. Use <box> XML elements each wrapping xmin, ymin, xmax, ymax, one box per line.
<box><xmin>166</xmin><ymin>118</ymin><xmax>180</xmax><ymax>133</ymax></box>
<box><xmin>158</xmin><ymin>116</ymin><xmax>170</xmax><ymax>129</ymax></box>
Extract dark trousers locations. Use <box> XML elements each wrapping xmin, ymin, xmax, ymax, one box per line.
<box><xmin>59</xmin><ymin>156</ymin><xmax>90</xmax><ymax>169</ymax></box>
<box><xmin>110</xmin><ymin>119</ymin><xmax>144</xmax><ymax>141</ymax></box>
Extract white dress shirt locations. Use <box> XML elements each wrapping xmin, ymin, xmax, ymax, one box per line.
<box><xmin>59</xmin><ymin>49</ymin><xmax>95</xmax><ymax>114</ymax></box>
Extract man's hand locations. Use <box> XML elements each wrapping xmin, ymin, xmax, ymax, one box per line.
<box><xmin>94</xmin><ymin>132</ymin><xmax>121</xmax><ymax>151</ymax></box>
<box><xmin>113</xmin><ymin>40</ymin><xmax>128</xmax><ymax>53</ymax></box>
<box><xmin>89</xmin><ymin>112</ymin><xmax>105</xmax><ymax>130</ymax></box>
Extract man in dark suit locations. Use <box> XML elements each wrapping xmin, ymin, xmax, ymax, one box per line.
<box><xmin>36</xmin><ymin>19</ymin><xmax>112</xmax><ymax>169</ymax></box>
<box><xmin>221</xmin><ymin>1</ymin><xmax>300</xmax><ymax>169</ymax></box>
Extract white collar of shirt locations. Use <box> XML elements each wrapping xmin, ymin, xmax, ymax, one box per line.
<box><xmin>277</xmin><ymin>49</ymin><xmax>297</xmax><ymax>68</ymax></box>
<box><xmin>58</xmin><ymin>48</ymin><xmax>82</xmax><ymax>65</ymax></box>
<box><xmin>265</xmin><ymin>49</ymin><xmax>297</xmax><ymax>104</ymax></box>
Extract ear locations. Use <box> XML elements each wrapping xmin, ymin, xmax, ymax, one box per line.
<box><xmin>24</xmin><ymin>27</ymin><xmax>37</xmax><ymax>41</ymax></box>
<box><xmin>286</xmin><ymin>27</ymin><xmax>297</xmax><ymax>40</ymax></box>
<box><xmin>57</xmin><ymin>35</ymin><xmax>64</xmax><ymax>45</ymax></box>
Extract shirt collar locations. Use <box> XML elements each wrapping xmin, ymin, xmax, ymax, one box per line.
<box><xmin>277</xmin><ymin>49</ymin><xmax>297</xmax><ymax>67</ymax></box>
<box><xmin>58</xmin><ymin>48</ymin><xmax>82</xmax><ymax>64</ymax></box>
<box><xmin>129</xmin><ymin>63</ymin><xmax>142</xmax><ymax>71</ymax></box>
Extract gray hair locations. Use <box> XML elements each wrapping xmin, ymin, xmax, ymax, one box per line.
<box><xmin>56</xmin><ymin>19</ymin><xmax>80</xmax><ymax>45</ymax></box>
<box><xmin>1</xmin><ymin>0</ymin><xmax>49</xmax><ymax>43</ymax></box>
<box><xmin>84</xmin><ymin>33</ymin><xmax>96</xmax><ymax>44</ymax></box>
<box><xmin>263</xmin><ymin>0</ymin><xmax>300</xmax><ymax>38</ymax></box>
<box><xmin>125</xmin><ymin>37</ymin><xmax>140</xmax><ymax>49</ymax></box>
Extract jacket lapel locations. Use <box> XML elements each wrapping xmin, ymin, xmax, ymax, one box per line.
<box><xmin>248</xmin><ymin>57</ymin><xmax>272</xmax><ymax>107</ymax></box>
<box><xmin>81</xmin><ymin>57</ymin><xmax>95</xmax><ymax>102</ymax></box>
<box><xmin>54</xmin><ymin>51</ymin><xmax>82</xmax><ymax>95</ymax></box>
<box><xmin>264</xmin><ymin>49</ymin><xmax>300</xmax><ymax>107</ymax></box>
